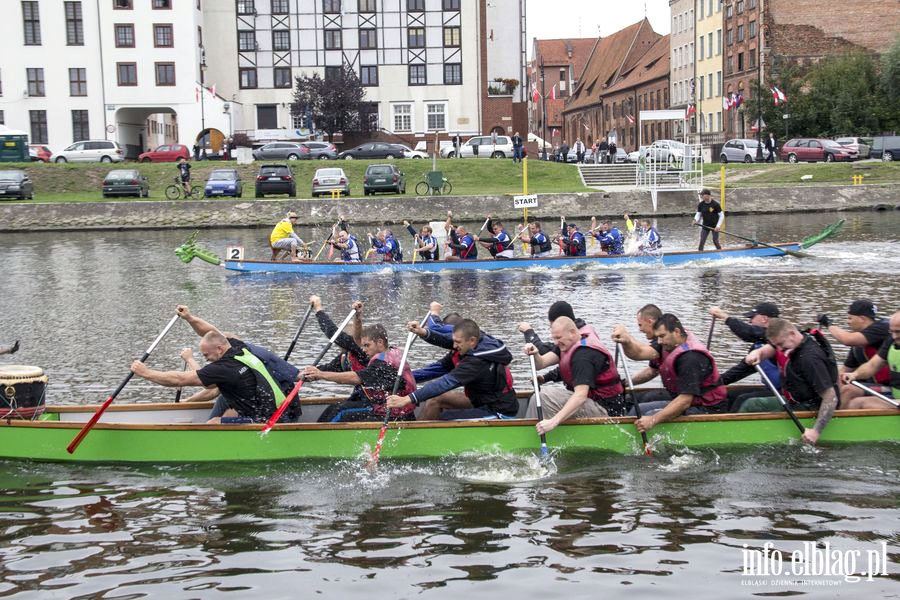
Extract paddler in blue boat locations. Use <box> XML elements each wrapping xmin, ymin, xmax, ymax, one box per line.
<box><xmin>474</xmin><ymin>218</ymin><xmax>515</xmax><ymax>259</ymax></box>
<box><xmin>446</xmin><ymin>224</ymin><xmax>478</xmax><ymax>260</ymax></box>
<box><xmin>403</xmin><ymin>220</ymin><xmax>438</xmax><ymax>260</ymax></box>
<box><xmin>369</xmin><ymin>228</ymin><xmax>403</xmax><ymax>262</ymax></box>
<box><xmin>589</xmin><ymin>217</ymin><xmax>625</xmax><ymax>255</ymax></box>
<box><xmin>559</xmin><ymin>221</ymin><xmax>586</xmax><ymax>256</ymax></box>
<box><xmin>329</xmin><ymin>229</ymin><xmax>362</xmax><ymax>262</ymax></box>
<box><xmin>518</xmin><ymin>221</ymin><xmax>554</xmax><ymax>257</ymax></box>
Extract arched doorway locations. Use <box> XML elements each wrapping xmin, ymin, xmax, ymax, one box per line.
<box><xmin>489</xmin><ymin>125</ymin><xmax>506</xmax><ymax>136</ymax></box>
<box><xmin>196</xmin><ymin>128</ymin><xmax>226</xmax><ymax>156</ymax></box>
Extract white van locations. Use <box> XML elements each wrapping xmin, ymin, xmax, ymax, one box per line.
<box><xmin>440</xmin><ymin>135</ymin><xmax>513</xmax><ymax>159</ymax></box>
<box><xmin>54</xmin><ymin>140</ymin><xmax>124</xmax><ymax>163</ymax></box>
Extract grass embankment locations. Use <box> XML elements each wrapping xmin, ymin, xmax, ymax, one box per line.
<box><xmin>1</xmin><ymin>158</ymin><xmax>590</xmax><ymax>203</ymax></box>
<box><xmin>703</xmin><ymin>161</ymin><xmax>900</xmax><ymax>187</ymax></box>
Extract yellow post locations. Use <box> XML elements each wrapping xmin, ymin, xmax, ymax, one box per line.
<box><xmin>719</xmin><ymin>165</ymin><xmax>726</xmax><ymax>232</ymax></box>
<box><xmin>331</xmin><ymin>189</ymin><xmax>341</xmax><ymax>199</ymax></box>
<box><xmin>522</xmin><ymin>157</ymin><xmax>529</xmax><ymax>253</ymax></box>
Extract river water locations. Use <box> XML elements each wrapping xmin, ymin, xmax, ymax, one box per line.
<box><xmin>0</xmin><ymin>210</ymin><xmax>898</xmax><ymax>597</ymax></box>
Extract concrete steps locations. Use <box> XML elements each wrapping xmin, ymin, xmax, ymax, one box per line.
<box><xmin>578</xmin><ymin>164</ymin><xmax>638</xmax><ymax>188</ymax></box>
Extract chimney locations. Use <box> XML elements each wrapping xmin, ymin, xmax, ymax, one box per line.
<box><xmin>566</xmin><ymin>40</ymin><xmax>573</xmax><ymax>59</ymax></box>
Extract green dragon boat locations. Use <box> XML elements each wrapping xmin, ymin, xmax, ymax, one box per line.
<box><xmin>1</xmin><ymin>400</ymin><xmax>896</xmax><ymax>463</ymax></box>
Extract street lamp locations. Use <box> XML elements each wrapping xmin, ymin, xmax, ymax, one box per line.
<box><xmin>755</xmin><ymin>46</ymin><xmax>764</xmax><ymax>162</ymax></box>
<box><xmin>199</xmin><ymin>46</ymin><xmax>207</xmax><ymax>153</ymax></box>
<box><xmin>540</xmin><ymin>58</ymin><xmax>548</xmax><ymax>160</ymax></box>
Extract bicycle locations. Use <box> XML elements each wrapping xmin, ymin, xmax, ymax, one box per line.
<box><xmin>165</xmin><ymin>177</ymin><xmax>202</xmax><ymax>200</ymax></box>
<box><xmin>415</xmin><ymin>172</ymin><xmax>452</xmax><ymax>196</ymax></box>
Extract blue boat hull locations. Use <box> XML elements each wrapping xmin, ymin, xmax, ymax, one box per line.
<box><xmin>222</xmin><ymin>243</ymin><xmax>802</xmax><ymax>274</ymax></box>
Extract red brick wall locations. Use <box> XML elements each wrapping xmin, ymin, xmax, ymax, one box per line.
<box><xmin>769</xmin><ymin>0</ymin><xmax>899</xmax><ymax>56</ymax></box>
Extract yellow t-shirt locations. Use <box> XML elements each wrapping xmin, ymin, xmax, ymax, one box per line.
<box><xmin>270</xmin><ymin>220</ymin><xmax>295</xmax><ymax>245</ymax></box>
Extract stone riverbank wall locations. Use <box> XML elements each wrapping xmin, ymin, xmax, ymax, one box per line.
<box><xmin>0</xmin><ymin>185</ymin><xmax>896</xmax><ymax>232</ymax></box>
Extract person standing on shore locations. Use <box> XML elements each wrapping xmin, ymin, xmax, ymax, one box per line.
<box><xmin>693</xmin><ymin>188</ymin><xmax>724</xmax><ymax>251</ymax></box>
<box><xmin>512</xmin><ymin>132</ymin><xmax>524</xmax><ymax>163</ymax></box>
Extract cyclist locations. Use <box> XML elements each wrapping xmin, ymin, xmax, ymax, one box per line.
<box><xmin>177</xmin><ymin>157</ymin><xmax>192</xmax><ymax>196</ymax></box>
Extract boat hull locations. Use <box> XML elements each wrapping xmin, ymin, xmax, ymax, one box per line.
<box><xmin>223</xmin><ymin>243</ymin><xmax>802</xmax><ymax>274</ymax></box>
<box><xmin>2</xmin><ymin>408</ymin><xmax>896</xmax><ymax>463</ymax></box>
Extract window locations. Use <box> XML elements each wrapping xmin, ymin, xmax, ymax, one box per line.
<box><xmin>115</xmin><ymin>24</ymin><xmax>134</xmax><ymax>47</ymax></box>
<box><xmin>359</xmin><ymin>28</ymin><xmax>377</xmax><ymax>49</ymax></box>
<box><xmin>155</xmin><ymin>62</ymin><xmax>175</xmax><ymax>85</ymax></box>
<box><xmin>238</xmin><ymin>30</ymin><xmax>256</xmax><ymax>51</ymax></box>
<box><xmin>324</xmin><ymin>66</ymin><xmax>342</xmax><ymax>80</ymax></box>
<box><xmin>717</xmin><ymin>70</ymin><xmax>722</xmax><ymax>96</ymax></box>
<box><xmin>408</xmin><ymin>27</ymin><xmax>425</xmax><ymax>48</ymax></box>
<box><xmin>698</xmin><ymin>74</ymin><xmax>704</xmax><ymax>100</ymax></box>
<box><xmin>749</xmin><ymin>21</ymin><xmax>757</xmax><ymax>38</ymax></box>
<box><xmin>443</xmin><ymin>26</ymin><xmax>460</xmax><ymax>47</ymax></box>
<box><xmin>360</xmin><ymin>65</ymin><xmax>378</xmax><ymax>86</ymax></box>
<box><xmin>408</xmin><ymin>0</ymin><xmax>425</xmax><ymax>10</ymax></box>
<box><xmin>154</xmin><ymin>24</ymin><xmax>173</xmax><ymax>47</ymax></box>
<box><xmin>426</xmin><ymin>103</ymin><xmax>446</xmax><ymax>131</ymax></box>
<box><xmin>737</xmin><ymin>0</ymin><xmax>744</xmax><ymax>13</ymax></box>
<box><xmin>737</xmin><ymin>52</ymin><xmax>744</xmax><ymax>71</ymax></box>
<box><xmin>699</xmin><ymin>36</ymin><xmax>704</xmax><ymax>60</ymax></box>
<box><xmin>153</xmin><ymin>0</ymin><xmax>172</xmax><ymax>8</ymax></box>
<box><xmin>444</xmin><ymin>63</ymin><xmax>462</xmax><ymax>85</ymax></box>
<box><xmin>239</xmin><ymin>67</ymin><xmax>257</xmax><ymax>88</ymax></box>
<box><xmin>359</xmin><ymin>0</ymin><xmax>376</xmax><ymax>12</ymax></box>
<box><xmin>30</xmin><ymin>110</ymin><xmax>48</xmax><ymax>144</ymax></box>
<box><xmin>392</xmin><ymin>104</ymin><xmax>411</xmax><ymax>132</ymax></box>
<box><xmin>274</xmin><ymin>66</ymin><xmax>292</xmax><ymax>88</ymax></box>
<box><xmin>443</xmin><ymin>0</ymin><xmax>459</xmax><ymax>8</ymax></box>
<box><xmin>737</xmin><ymin>25</ymin><xmax>744</xmax><ymax>42</ymax></box>
<box><xmin>117</xmin><ymin>62</ymin><xmax>137</xmax><ymax>85</ymax></box>
<box><xmin>26</xmin><ymin>68</ymin><xmax>44</xmax><ymax>96</ymax></box>
<box><xmin>725</xmin><ymin>4</ymin><xmax>732</xmax><ymax>18</ymax></box>
<box><xmin>65</xmin><ymin>2</ymin><xmax>83</xmax><ymax>45</ymax></box>
<box><xmin>708</xmin><ymin>75</ymin><xmax>712</xmax><ymax>98</ymax></box>
<box><xmin>323</xmin><ymin>0</ymin><xmax>340</xmax><ymax>13</ymax></box>
<box><xmin>69</xmin><ymin>68</ymin><xmax>87</xmax><ymax>95</ymax></box>
<box><xmin>0</xmin><ymin>111</ymin><xmax>4</xmax><ymax>125</ymax></box>
<box><xmin>726</xmin><ymin>28</ymin><xmax>733</xmax><ymax>45</ymax></box>
<box><xmin>324</xmin><ymin>29</ymin><xmax>342</xmax><ymax>49</ymax></box>
<box><xmin>272</xmin><ymin>29</ymin><xmax>290</xmax><ymax>51</ymax></box>
<box><xmin>748</xmin><ymin>0</ymin><xmax>756</xmax><ymax>7</ymax></box>
<box><xmin>749</xmin><ymin>48</ymin><xmax>756</xmax><ymax>68</ymax></box>
<box><xmin>22</xmin><ymin>1</ymin><xmax>41</xmax><ymax>45</ymax></box>
<box><xmin>114</xmin><ymin>0</ymin><xmax>132</xmax><ymax>7</ymax></box>
<box><xmin>236</xmin><ymin>0</ymin><xmax>255</xmax><ymax>15</ymax></box>
<box><xmin>709</xmin><ymin>0</ymin><xmax>713</xmax><ymax>14</ymax></box>
<box><xmin>717</xmin><ymin>29</ymin><xmax>722</xmax><ymax>55</ymax></box>
<box><xmin>291</xmin><ymin>113</ymin><xmax>304</xmax><ymax>129</ymax></box>
<box><xmin>708</xmin><ymin>33</ymin><xmax>713</xmax><ymax>58</ymax></box>
<box><xmin>408</xmin><ymin>64</ymin><xmax>426</xmax><ymax>85</ymax></box>
<box><xmin>271</xmin><ymin>0</ymin><xmax>289</xmax><ymax>13</ymax></box>
<box><xmin>717</xmin><ymin>111</ymin><xmax>722</xmax><ymax>131</ymax></box>
<box><xmin>72</xmin><ymin>110</ymin><xmax>89</xmax><ymax>142</ymax></box>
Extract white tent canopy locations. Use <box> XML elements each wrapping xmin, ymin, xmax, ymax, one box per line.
<box><xmin>638</xmin><ymin>109</ymin><xmax>687</xmax><ymax>147</ymax></box>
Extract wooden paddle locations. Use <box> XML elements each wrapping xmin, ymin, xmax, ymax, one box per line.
<box><xmin>260</xmin><ymin>308</ymin><xmax>357</xmax><ymax>435</ymax></box>
<box><xmin>693</xmin><ymin>223</ymin><xmax>811</xmax><ymax>258</ymax></box>
<box><xmin>528</xmin><ymin>354</ymin><xmax>550</xmax><ymax>458</ymax></box>
<box><xmin>67</xmin><ymin>314</ymin><xmax>181</xmax><ymax>454</ymax></box>
<box><xmin>754</xmin><ymin>364</ymin><xmax>806</xmax><ymax>433</ymax></box>
<box><xmin>367</xmin><ymin>312</ymin><xmax>430</xmax><ymax>468</ymax></box>
<box><xmin>313</xmin><ymin>221</ymin><xmax>339</xmax><ymax>261</ymax></box>
<box><xmin>617</xmin><ymin>342</ymin><xmax>652</xmax><ymax>456</ymax></box>
<box><xmin>850</xmin><ymin>380</ymin><xmax>900</xmax><ymax>409</ymax></box>
<box><xmin>283</xmin><ymin>302</ymin><xmax>314</xmax><ymax>361</ymax></box>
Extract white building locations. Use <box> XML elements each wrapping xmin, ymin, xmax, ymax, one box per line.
<box><xmin>0</xmin><ymin>0</ymin><xmax>231</xmax><ymax>157</ymax></box>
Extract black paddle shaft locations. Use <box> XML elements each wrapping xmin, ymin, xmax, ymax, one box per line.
<box><xmin>616</xmin><ymin>343</ymin><xmax>652</xmax><ymax>453</ymax></box>
<box><xmin>284</xmin><ymin>303</ymin><xmax>314</xmax><ymax>361</ymax></box>
<box><xmin>754</xmin><ymin>364</ymin><xmax>806</xmax><ymax>434</ymax></box>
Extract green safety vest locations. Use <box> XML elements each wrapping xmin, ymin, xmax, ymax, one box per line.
<box><xmin>888</xmin><ymin>343</ymin><xmax>900</xmax><ymax>400</ymax></box>
<box><xmin>234</xmin><ymin>348</ymin><xmax>287</xmax><ymax>406</ymax></box>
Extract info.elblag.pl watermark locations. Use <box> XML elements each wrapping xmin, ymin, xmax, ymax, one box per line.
<box><xmin>741</xmin><ymin>542</ymin><xmax>890</xmax><ymax>586</ymax></box>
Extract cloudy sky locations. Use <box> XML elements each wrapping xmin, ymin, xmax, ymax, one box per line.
<box><xmin>526</xmin><ymin>0</ymin><xmax>671</xmax><ymax>55</ymax></box>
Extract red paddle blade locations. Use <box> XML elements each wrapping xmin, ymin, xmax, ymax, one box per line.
<box><xmin>67</xmin><ymin>395</ymin><xmax>114</xmax><ymax>454</ymax></box>
<box><xmin>260</xmin><ymin>379</ymin><xmax>305</xmax><ymax>434</ymax></box>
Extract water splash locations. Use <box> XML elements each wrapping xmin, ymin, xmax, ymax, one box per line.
<box><xmin>656</xmin><ymin>447</ymin><xmax>720</xmax><ymax>472</ymax></box>
<box><xmin>445</xmin><ymin>449</ymin><xmax>557</xmax><ymax>483</ymax></box>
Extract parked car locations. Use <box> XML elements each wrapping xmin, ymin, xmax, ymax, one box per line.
<box><xmin>0</xmin><ymin>170</ymin><xmax>34</xmax><ymax>200</ymax></box>
<box><xmin>312</xmin><ymin>167</ymin><xmax>350</xmax><ymax>197</ymax></box>
<box><xmin>255</xmin><ymin>164</ymin><xmax>296</xmax><ymax>197</ymax></box>
<box><xmin>54</xmin><ymin>140</ymin><xmax>124</xmax><ymax>163</ymax></box>
<box><xmin>204</xmin><ymin>168</ymin><xmax>243</xmax><ymax>198</ymax></box>
<box><xmin>102</xmin><ymin>169</ymin><xmax>149</xmax><ymax>198</ymax></box>
<box><xmin>869</xmin><ymin>136</ymin><xmax>899</xmax><ymax>161</ymax></box>
<box><xmin>398</xmin><ymin>144</ymin><xmax>429</xmax><ymax>159</ymax></box>
<box><xmin>720</xmin><ymin>138</ymin><xmax>763</xmax><ymax>163</ymax></box>
<box><xmin>564</xmin><ymin>147</ymin><xmax>594</xmax><ymax>163</ymax></box>
<box><xmin>363</xmin><ymin>164</ymin><xmax>405</xmax><ymax>195</ymax></box>
<box><xmin>252</xmin><ymin>142</ymin><xmax>308</xmax><ymax>161</ymax></box>
<box><xmin>440</xmin><ymin>135</ymin><xmax>513</xmax><ymax>159</ymax></box>
<box><xmin>626</xmin><ymin>146</ymin><xmax>648</xmax><ymax>163</ymax></box>
<box><xmin>338</xmin><ymin>142</ymin><xmax>407</xmax><ymax>160</ymax></box>
<box><xmin>301</xmin><ymin>141</ymin><xmax>339</xmax><ymax>160</ymax></box>
<box><xmin>834</xmin><ymin>136</ymin><xmax>872</xmax><ymax>160</ymax></box>
<box><xmin>779</xmin><ymin>138</ymin><xmax>858</xmax><ymax>163</ymax></box>
<box><xmin>647</xmin><ymin>139</ymin><xmax>687</xmax><ymax>164</ymax></box>
<box><xmin>28</xmin><ymin>145</ymin><xmax>52</xmax><ymax>162</ymax></box>
<box><xmin>138</xmin><ymin>144</ymin><xmax>191</xmax><ymax>163</ymax></box>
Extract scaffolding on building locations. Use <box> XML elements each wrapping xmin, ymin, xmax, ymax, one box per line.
<box><xmin>635</xmin><ymin>109</ymin><xmax>704</xmax><ymax>210</ymax></box>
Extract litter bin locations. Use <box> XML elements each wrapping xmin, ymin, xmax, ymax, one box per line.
<box><xmin>427</xmin><ymin>170</ymin><xmax>444</xmax><ymax>193</ymax></box>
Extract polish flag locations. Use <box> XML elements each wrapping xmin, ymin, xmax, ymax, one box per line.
<box><xmin>626</xmin><ymin>114</ymin><xmax>635</xmax><ymax>124</ymax></box>
<box><xmin>207</xmin><ymin>83</ymin><xmax>216</xmax><ymax>98</ymax></box>
<box><xmin>549</xmin><ymin>84</ymin><xmax>557</xmax><ymax>100</ymax></box>
<box><xmin>722</xmin><ymin>96</ymin><xmax>730</xmax><ymax>111</ymax></box>
<box><xmin>771</xmin><ymin>86</ymin><xmax>787</xmax><ymax>105</ymax></box>
<box><xmin>195</xmin><ymin>84</ymin><xmax>200</xmax><ymax>103</ymax></box>
<box><xmin>685</xmin><ymin>104</ymin><xmax>696</xmax><ymax>118</ymax></box>
<box><xmin>532</xmin><ymin>83</ymin><xmax>540</xmax><ymax>104</ymax></box>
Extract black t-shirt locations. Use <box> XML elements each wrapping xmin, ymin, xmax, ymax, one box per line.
<box><xmin>672</xmin><ymin>351</ymin><xmax>713</xmax><ymax>396</ymax></box>
<box><xmin>357</xmin><ymin>358</ymin><xmax>399</xmax><ymax>392</ymax></box>
<box><xmin>844</xmin><ymin>319</ymin><xmax>890</xmax><ymax>368</ymax></box>
<box><xmin>648</xmin><ymin>338</ymin><xmax>662</xmax><ymax>369</ymax></box>
<box><xmin>551</xmin><ymin>345</ymin><xmax>609</xmax><ymax>389</ymax></box>
<box><xmin>697</xmin><ymin>199</ymin><xmax>722</xmax><ymax>227</ymax></box>
<box><xmin>785</xmin><ymin>335</ymin><xmax>837</xmax><ymax>404</ymax></box>
<box><xmin>178</xmin><ymin>162</ymin><xmax>191</xmax><ymax>180</ymax></box>
<box><xmin>197</xmin><ymin>338</ymin><xmax>274</xmax><ymax>421</ymax></box>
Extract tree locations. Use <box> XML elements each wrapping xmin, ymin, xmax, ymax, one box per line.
<box><xmin>290</xmin><ymin>65</ymin><xmax>373</xmax><ymax>142</ymax></box>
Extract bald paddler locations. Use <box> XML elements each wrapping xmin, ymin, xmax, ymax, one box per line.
<box><xmin>370</xmin><ymin>228</ymin><xmax>403</xmax><ymax>262</ymax></box>
<box><xmin>475</xmin><ymin>218</ymin><xmax>514</xmax><ymax>259</ymax></box>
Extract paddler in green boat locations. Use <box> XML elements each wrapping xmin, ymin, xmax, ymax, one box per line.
<box><xmin>842</xmin><ymin>310</ymin><xmax>900</xmax><ymax>410</ymax></box>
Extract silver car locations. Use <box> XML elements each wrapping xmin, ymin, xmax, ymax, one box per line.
<box><xmin>440</xmin><ymin>135</ymin><xmax>513</xmax><ymax>159</ymax></box>
<box><xmin>311</xmin><ymin>167</ymin><xmax>350</xmax><ymax>197</ymax></box>
<box><xmin>252</xmin><ymin>142</ymin><xmax>307</xmax><ymax>161</ymax></box>
<box><xmin>54</xmin><ymin>140</ymin><xmax>124</xmax><ymax>163</ymax></box>
<box><xmin>720</xmin><ymin>138</ymin><xmax>762</xmax><ymax>163</ymax></box>
<box><xmin>834</xmin><ymin>137</ymin><xmax>872</xmax><ymax>159</ymax></box>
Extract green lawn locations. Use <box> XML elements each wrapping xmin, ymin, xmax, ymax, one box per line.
<box><xmin>703</xmin><ymin>161</ymin><xmax>900</xmax><ymax>187</ymax></box>
<box><xmin>0</xmin><ymin>158</ymin><xmax>590</xmax><ymax>203</ymax></box>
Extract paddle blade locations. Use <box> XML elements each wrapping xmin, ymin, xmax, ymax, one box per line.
<box><xmin>801</xmin><ymin>219</ymin><xmax>845</xmax><ymax>249</ymax></box>
<box><xmin>260</xmin><ymin>379</ymin><xmax>305</xmax><ymax>435</ymax></box>
<box><xmin>67</xmin><ymin>395</ymin><xmax>114</xmax><ymax>453</ymax></box>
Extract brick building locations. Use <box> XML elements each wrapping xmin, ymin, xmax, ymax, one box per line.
<box><xmin>562</xmin><ymin>19</ymin><xmax>671</xmax><ymax>152</ymax></box>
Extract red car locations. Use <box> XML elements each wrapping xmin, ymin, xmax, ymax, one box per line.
<box><xmin>779</xmin><ymin>138</ymin><xmax>858</xmax><ymax>163</ymax></box>
<box><xmin>138</xmin><ymin>144</ymin><xmax>191</xmax><ymax>163</ymax></box>
<box><xmin>29</xmin><ymin>145</ymin><xmax>52</xmax><ymax>162</ymax></box>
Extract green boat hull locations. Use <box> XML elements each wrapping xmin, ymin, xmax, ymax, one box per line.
<box><xmin>2</xmin><ymin>410</ymin><xmax>897</xmax><ymax>463</ymax></box>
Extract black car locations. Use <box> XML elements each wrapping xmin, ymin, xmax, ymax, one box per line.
<box><xmin>338</xmin><ymin>142</ymin><xmax>407</xmax><ymax>160</ymax></box>
<box><xmin>102</xmin><ymin>169</ymin><xmax>149</xmax><ymax>198</ymax></box>
<box><xmin>255</xmin><ymin>164</ymin><xmax>296</xmax><ymax>197</ymax></box>
<box><xmin>363</xmin><ymin>164</ymin><xmax>406</xmax><ymax>195</ymax></box>
<box><xmin>0</xmin><ymin>170</ymin><xmax>34</xmax><ymax>200</ymax></box>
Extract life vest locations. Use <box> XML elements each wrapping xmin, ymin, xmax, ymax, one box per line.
<box><xmin>775</xmin><ymin>329</ymin><xmax>838</xmax><ymax>405</ymax></box>
<box><xmin>849</xmin><ymin>323</ymin><xmax>891</xmax><ymax>384</ymax></box>
<box><xmin>567</xmin><ymin>232</ymin><xmax>585</xmax><ymax>256</ymax></box>
<box><xmin>341</xmin><ymin>236</ymin><xmax>361</xmax><ymax>262</ymax></box>
<box><xmin>657</xmin><ymin>332</ymin><xmax>727</xmax><ymax>408</ymax></box>
<box><xmin>450</xmin><ymin>351</ymin><xmax>514</xmax><ymax>406</ymax></box>
<box><xmin>887</xmin><ymin>343</ymin><xmax>900</xmax><ymax>400</ymax></box>
<box><xmin>420</xmin><ymin>234</ymin><xmax>438</xmax><ymax>260</ymax></box>
<box><xmin>346</xmin><ymin>347</ymin><xmax>417</xmax><ymax>418</ymax></box>
<box><xmin>232</xmin><ymin>347</ymin><xmax>284</xmax><ymax>421</ymax></box>
<box><xmin>530</xmin><ymin>231</ymin><xmax>553</xmax><ymax>255</ymax></box>
<box><xmin>645</xmin><ymin>227</ymin><xmax>662</xmax><ymax>250</ymax></box>
<box><xmin>383</xmin><ymin>236</ymin><xmax>402</xmax><ymax>262</ymax></box>
<box><xmin>557</xmin><ymin>325</ymin><xmax>624</xmax><ymax>400</ymax></box>
<box><xmin>460</xmin><ymin>234</ymin><xmax>478</xmax><ymax>259</ymax></box>
<box><xmin>492</xmin><ymin>230</ymin><xmax>512</xmax><ymax>255</ymax></box>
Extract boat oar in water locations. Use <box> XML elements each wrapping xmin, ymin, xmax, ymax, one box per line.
<box><xmin>0</xmin><ymin>340</ymin><xmax>19</xmax><ymax>355</ymax></box>
<box><xmin>617</xmin><ymin>343</ymin><xmax>652</xmax><ymax>456</ymax></box>
<box><xmin>283</xmin><ymin>302</ymin><xmax>314</xmax><ymax>361</ymax></box>
<box><xmin>529</xmin><ymin>354</ymin><xmax>550</xmax><ymax>458</ymax></box>
<box><xmin>850</xmin><ymin>380</ymin><xmax>900</xmax><ymax>409</ymax></box>
<box><xmin>260</xmin><ymin>308</ymin><xmax>357</xmax><ymax>435</ymax></box>
<box><xmin>706</xmin><ymin>316</ymin><xmax>717</xmax><ymax>350</ymax></box>
<box><xmin>693</xmin><ymin>223</ymin><xmax>811</xmax><ymax>258</ymax></box>
<box><xmin>67</xmin><ymin>314</ymin><xmax>181</xmax><ymax>454</ymax></box>
<box><xmin>174</xmin><ymin>360</ymin><xmax>187</xmax><ymax>403</ymax></box>
<box><xmin>367</xmin><ymin>312</ymin><xmax>430</xmax><ymax>468</ymax></box>
<box><xmin>754</xmin><ymin>364</ymin><xmax>806</xmax><ymax>434</ymax></box>
<box><xmin>800</xmin><ymin>219</ymin><xmax>845</xmax><ymax>249</ymax></box>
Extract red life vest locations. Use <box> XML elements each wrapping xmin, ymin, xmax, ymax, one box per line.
<box><xmin>557</xmin><ymin>325</ymin><xmax>624</xmax><ymax>400</ymax></box>
<box><xmin>450</xmin><ymin>351</ymin><xmax>514</xmax><ymax>400</ymax></box>
<box><xmin>657</xmin><ymin>332</ymin><xmax>727</xmax><ymax>407</ymax></box>
<box><xmin>856</xmin><ymin>343</ymin><xmax>892</xmax><ymax>385</ymax></box>
<box><xmin>775</xmin><ymin>329</ymin><xmax>838</xmax><ymax>404</ymax></box>
<box><xmin>347</xmin><ymin>347</ymin><xmax>416</xmax><ymax>418</ymax></box>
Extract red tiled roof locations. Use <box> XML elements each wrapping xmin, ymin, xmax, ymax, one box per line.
<box><xmin>532</xmin><ymin>38</ymin><xmax>599</xmax><ymax>77</ymax></box>
<box><xmin>604</xmin><ymin>35</ymin><xmax>671</xmax><ymax>95</ymax></box>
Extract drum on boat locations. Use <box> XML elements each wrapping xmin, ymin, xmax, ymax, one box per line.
<box><xmin>0</xmin><ymin>365</ymin><xmax>47</xmax><ymax>419</ymax></box>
